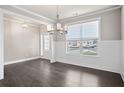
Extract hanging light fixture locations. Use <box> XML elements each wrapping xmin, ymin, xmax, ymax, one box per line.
<box><xmin>22</xmin><ymin>21</ymin><xmax>28</xmax><ymax>28</ymax></box>
<box><xmin>47</xmin><ymin>5</ymin><xmax>67</xmax><ymax>34</ymax></box>
<box><xmin>22</xmin><ymin>23</ymin><xmax>28</xmax><ymax>28</ymax></box>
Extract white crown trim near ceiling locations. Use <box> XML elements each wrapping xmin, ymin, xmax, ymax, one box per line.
<box><xmin>0</xmin><ymin>6</ymin><xmax>55</xmax><ymax>25</ymax></box>
<box><xmin>12</xmin><ymin>5</ymin><xmax>55</xmax><ymax>23</ymax></box>
<box><xmin>60</xmin><ymin>5</ymin><xmax>121</xmax><ymax>23</ymax></box>
<box><xmin>4</xmin><ymin>17</ymin><xmax>40</xmax><ymax>28</ymax></box>
<box><xmin>1</xmin><ymin>8</ymin><xmax>53</xmax><ymax>25</ymax></box>
<box><xmin>1</xmin><ymin>5</ymin><xmax>121</xmax><ymax>25</ymax></box>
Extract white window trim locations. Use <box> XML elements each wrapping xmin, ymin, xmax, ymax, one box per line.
<box><xmin>66</xmin><ymin>17</ymin><xmax>101</xmax><ymax>57</ymax></box>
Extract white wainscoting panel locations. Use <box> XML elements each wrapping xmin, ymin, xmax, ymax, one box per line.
<box><xmin>55</xmin><ymin>40</ymin><xmax>121</xmax><ymax>73</ymax></box>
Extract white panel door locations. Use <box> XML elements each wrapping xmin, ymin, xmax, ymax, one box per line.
<box><xmin>0</xmin><ymin>8</ymin><xmax>4</xmax><ymax>80</ymax></box>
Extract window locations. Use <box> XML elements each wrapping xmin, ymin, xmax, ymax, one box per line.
<box><xmin>40</xmin><ymin>34</ymin><xmax>50</xmax><ymax>56</ymax></box>
<box><xmin>44</xmin><ymin>34</ymin><xmax>50</xmax><ymax>51</ymax></box>
<box><xmin>40</xmin><ymin>34</ymin><xmax>43</xmax><ymax>56</ymax></box>
<box><xmin>66</xmin><ymin>19</ymin><xmax>100</xmax><ymax>56</ymax></box>
<box><xmin>66</xmin><ymin>24</ymin><xmax>81</xmax><ymax>54</ymax></box>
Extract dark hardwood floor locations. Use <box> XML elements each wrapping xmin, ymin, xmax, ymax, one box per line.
<box><xmin>0</xmin><ymin>58</ymin><xmax>123</xmax><ymax>87</ymax></box>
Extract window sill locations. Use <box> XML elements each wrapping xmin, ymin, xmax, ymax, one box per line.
<box><xmin>66</xmin><ymin>52</ymin><xmax>100</xmax><ymax>58</ymax></box>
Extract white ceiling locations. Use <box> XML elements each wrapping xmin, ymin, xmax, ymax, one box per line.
<box><xmin>17</xmin><ymin>5</ymin><xmax>116</xmax><ymax>21</ymax></box>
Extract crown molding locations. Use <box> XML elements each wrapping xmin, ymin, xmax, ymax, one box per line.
<box><xmin>60</xmin><ymin>6</ymin><xmax>121</xmax><ymax>23</ymax></box>
<box><xmin>0</xmin><ymin>5</ymin><xmax>121</xmax><ymax>25</ymax></box>
<box><xmin>0</xmin><ymin>5</ymin><xmax>55</xmax><ymax>25</ymax></box>
<box><xmin>4</xmin><ymin>17</ymin><xmax>41</xmax><ymax>28</ymax></box>
<box><xmin>12</xmin><ymin>5</ymin><xmax>55</xmax><ymax>23</ymax></box>
<box><xmin>1</xmin><ymin>8</ymin><xmax>54</xmax><ymax>26</ymax></box>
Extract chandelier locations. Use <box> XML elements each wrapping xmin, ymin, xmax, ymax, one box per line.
<box><xmin>47</xmin><ymin>5</ymin><xmax>67</xmax><ymax>34</ymax></box>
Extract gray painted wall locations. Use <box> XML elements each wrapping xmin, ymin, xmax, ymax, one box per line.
<box><xmin>61</xmin><ymin>8</ymin><xmax>121</xmax><ymax>41</ymax></box>
<box><xmin>4</xmin><ymin>19</ymin><xmax>40</xmax><ymax>62</ymax></box>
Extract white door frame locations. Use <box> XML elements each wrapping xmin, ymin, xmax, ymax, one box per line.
<box><xmin>0</xmin><ymin>8</ymin><xmax>4</xmax><ymax>80</ymax></box>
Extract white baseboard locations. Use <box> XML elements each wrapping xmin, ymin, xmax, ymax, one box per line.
<box><xmin>120</xmin><ymin>73</ymin><xmax>124</xmax><ymax>82</ymax></box>
<box><xmin>4</xmin><ymin>56</ymin><xmax>41</xmax><ymax>65</ymax></box>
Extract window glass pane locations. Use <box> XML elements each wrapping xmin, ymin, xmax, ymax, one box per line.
<box><xmin>81</xmin><ymin>21</ymin><xmax>99</xmax><ymax>55</ymax></box>
<box><xmin>44</xmin><ymin>35</ymin><xmax>50</xmax><ymax>51</ymax></box>
<box><xmin>66</xmin><ymin>24</ymin><xmax>81</xmax><ymax>54</ymax></box>
<box><xmin>82</xmin><ymin>21</ymin><xmax>99</xmax><ymax>39</ymax></box>
<box><xmin>66</xmin><ymin>24</ymin><xmax>81</xmax><ymax>40</ymax></box>
<box><xmin>66</xmin><ymin>20</ymin><xmax>99</xmax><ymax>56</ymax></box>
<box><xmin>66</xmin><ymin>40</ymin><xmax>81</xmax><ymax>54</ymax></box>
<box><xmin>40</xmin><ymin>34</ymin><xmax>43</xmax><ymax>56</ymax></box>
